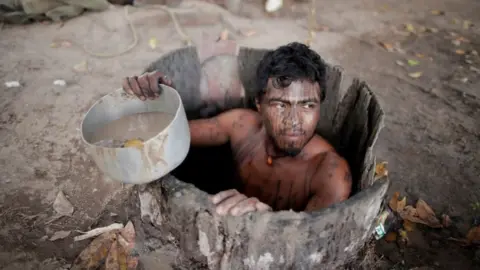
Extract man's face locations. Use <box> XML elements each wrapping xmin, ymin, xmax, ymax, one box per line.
<box><xmin>257</xmin><ymin>78</ymin><xmax>321</xmax><ymax>156</ymax></box>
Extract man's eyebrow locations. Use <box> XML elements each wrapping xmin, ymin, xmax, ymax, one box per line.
<box><xmin>267</xmin><ymin>97</ymin><xmax>319</xmax><ymax>103</ymax></box>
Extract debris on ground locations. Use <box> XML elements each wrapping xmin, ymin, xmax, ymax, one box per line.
<box><xmin>74</xmin><ymin>223</ymin><xmax>124</xmax><ymax>242</ymax></box>
<box><xmin>53</xmin><ymin>80</ymin><xmax>67</xmax><ymax>86</ymax></box>
<box><xmin>71</xmin><ymin>221</ymin><xmax>137</xmax><ymax>270</ymax></box>
<box><xmin>49</xmin><ymin>230</ymin><xmax>71</xmax><ymax>241</ymax></box>
<box><xmin>4</xmin><ymin>81</ymin><xmax>21</xmax><ymax>88</ymax></box>
<box><xmin>374</xmin><ymin>161</ymin><xmax>388</xmax><ymax>180</ymax></box>
<box><xmin>53</xmin><ymin>191</ymin><xmax>74</xmax><ymax>217</ymax></box>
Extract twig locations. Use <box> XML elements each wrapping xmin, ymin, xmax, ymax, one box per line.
<box><xmin>74</xmin><ymin>223</ymin><xmax>124</xmax><ymax>242</ymax></box>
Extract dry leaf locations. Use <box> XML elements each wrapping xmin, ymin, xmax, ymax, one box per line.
<box><xmin>430</xmin><ymin>10</ymin><xmax>445</xmax><ymax>15</ymax></box>
<box><xmin>396</xmin><ymin>60</ymin><xmax>405</xmax><ymax>66</ymax></box>
<box><xmin>397</xmin><ymin>197</ymin><xmax>407</xmax><ymax>212</ymax></box>
<box><xmin>379</xmin><ymin>42</ymin><xmax>394</xmax><ymax>52</ymax></box>
<box><xmin>149</xmin><ymin>37</ymin><xmax>157</xmax><ymax>49</ymax></box>
<box><xmin>49</xmin><ymin>230</ymin><xmax>71</xmax><ymax>241</ymax></box>
<box><xmin>375</xmin><ymin>161</ymin><xmax>388</xmax><ymax>178</ymax></box>
<box><xmin>415</xmin><ymin>53</ymin><xmax>425</xmax><ymax>58</ymax></box>
<box><xmin>71</xmin><ymin>231</ymin><xmax>117</xmax><ymax>270</ymax></box>
<box><xmin>220</xmin><ymin>29</ymin><xmax>229</xmax><ymax>41</ymax></box>
<box><xmin>385</xmin><ymin>232</ymin><xmax>397</xmax><ymax>242</ymax></box>
<box><xmin>463</xmin><ymin>20</ymin><xmax>472</xmax><ymax>29</ymax></box>
<box><xmin>408</xmin><ymin>72</ymin><xmax>423</xmax><ymax>78</ymax></box>
<box><xmin>407</xmin><ymin>59</ymin><xmax>420</xmax><ymax>66</ymax></box>
<box><xmin>415</xmin><ymin>199</ymin><xmax>442</xmax><ymax>228</ymax></box>
<box><xmin>398</xmin><ymin>205</ymin><xmax>423</xmax><ymax>223</ymax></box>
<box><xmin>403</xmin><ymin>220</ymin><xmax>415</xmax><ymax>232</ymax></box>
<box><xmin>53</xmin><ymin>191</ymin><xmax>74</xmax><ymax>216</ymax></box>
<box><xmin>50</xmin><ymin>42</ymin><xmax>59</xmax><ymax>48</ymax></box>
<box><xmin>405</xmin><ymin>23</ymin><xmax>415</xmax><ymax>33</ymax></box>
<box><xmin>73</xmin><ymin>61</ymin><xmax>88</xmax><ymax>73</ymax></box>
<box><xmin>389</xmin><ymin>192</ymin><xmax>400</xmax><ymax>212</ymax></box>
<box><xmin>105</xmin><ymin>240</ymin><xmax>128</xmax><ymax>270</ymax></box>
<box><xmin>466</xmin><ymin>226</ymin><xmax>480</xmax><ymax>244</ymax></box>
<box><xmin>452</xmin><ymin>18</ymin><xmax>459</xmax><ymax>25</ymax></box>
<box><xmin>455</xmin><ymin>49</ymin><xmax>465</xmax><ymax>55</ymax></box>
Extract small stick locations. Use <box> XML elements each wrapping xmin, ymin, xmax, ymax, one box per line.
<box><xmin>74</xmin><ymin>223</ymin><xmax>124</xmax><ymax>242</ymax></box>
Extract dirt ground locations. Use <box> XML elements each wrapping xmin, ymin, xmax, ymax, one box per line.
<box><xmin>0</xmin><ymin>0</ymin><xmax>479</xmax><ymax>269</ymax></box>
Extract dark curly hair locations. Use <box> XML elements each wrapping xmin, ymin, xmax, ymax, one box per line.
<box><xmin>255</xmin><ymin>42</ymin><xmax>327</xmax><ymax>102</ymax></box>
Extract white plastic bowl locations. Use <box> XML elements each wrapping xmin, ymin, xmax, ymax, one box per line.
<box><xmin>81</xmin><ymin>85</ymin><xmax>190</xmax><ymax>184</ymax></box>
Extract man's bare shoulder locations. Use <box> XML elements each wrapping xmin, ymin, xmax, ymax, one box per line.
<box><xmin>302</xmin><ymin>135</ymin><xmax>336</xmax><ymax>158</ymax></box>
<box><xmin>306</xmin><ymin>137</ymin><xmax>352</xmax><ymax>202</ymax></box>
<box><xmin>216</xmin><ymin>108</ymin><xmax>262</xmax><ymax>139</ymax></box>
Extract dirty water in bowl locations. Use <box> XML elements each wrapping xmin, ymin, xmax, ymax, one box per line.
<box><xmin>90</xmin><ymin>111</ymin><xmax>174</xmax><ymax>148</ymax></box>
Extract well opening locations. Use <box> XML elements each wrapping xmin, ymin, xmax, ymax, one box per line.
<box><xmin>135</xmin><ymin>45</ymin><xmax>388</xmax><ymax>269</ymax></box>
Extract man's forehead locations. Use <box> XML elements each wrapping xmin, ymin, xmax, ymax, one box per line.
<box><xmin>266</xmin><ymin>79</ymin><xmax>320</xmax><ymax>101</ymax></box>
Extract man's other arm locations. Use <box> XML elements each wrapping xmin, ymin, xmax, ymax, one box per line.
<box><xmin>188</xmin><ymin>109</ymin><xmax>256</xmax><ymax>146</ymax></box>
<box><xmin>305</xmin><ymin>152</ymin><xmax>352</xmax><ymax>211</ymax></box>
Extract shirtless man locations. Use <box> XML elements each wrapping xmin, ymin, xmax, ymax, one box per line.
<box><xmin>122</xmin><ymin>42</ymin><xmax>352</xmax><ymax>216</ymax></box>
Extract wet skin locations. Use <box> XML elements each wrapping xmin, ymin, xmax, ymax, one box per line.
<box><xmin>123</xmin><ymin>71</ymin><xmax>352</xmax><ymax>216</ymax></box>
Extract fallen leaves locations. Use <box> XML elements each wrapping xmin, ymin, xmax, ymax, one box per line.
<box><xmin>73</xmin><ymin>61</ymin><xmax>88</xmax><ymax>73</ymax></box>
<box><xmin>71</xmin><ymin>221</ymin><xmax>138</xmax><ymax>270</ymax></box>
<box><xmin>379</xmin><ymin>42</ymin><xmax>394</xmax><ymax>52</ymax></box>
<box><xmin>407</xmin><ymin>59</ymin><xmax>420</xmax><ymax>66</ymax></box>
<box><xmin>374</xmin><ymin>161</ymin><xmax>388</xmax><ymax>180</ymax></box>
<box><xmin>455</xmin><ymin>49</ymin><xmax>466</xmax><ymax>55</ymax></box>
<box><xmin>430</xmin><ymin>10</ymin><xmax>445</xmax><ymax>16</ymax></box>
<box><xmin>466</xmin><ymin>226</ymin><xmax>480</xmax><ymax>244</ymax></box>
<box><xmin>149</xmin><ymin>37</ymin><xmax>157</xmax><ymax>49</ymax></box>
<box><xmin>389</xmin><ymin>193</ymin><xmax>442</xmax><ymax>228</ymax></box>
<box><xmin>408</xmin><ymin>71</ymin><xmax>423</xmax><ymax>79</ymax></box>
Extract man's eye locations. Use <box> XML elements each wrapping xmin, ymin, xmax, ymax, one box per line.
<box><xmin>303</xmin><ymin>103</ymin><xmax>316</xmax><ymax>109</ymax></box>
<box><xmin>275</xmin><ymin>103</ymin><xmax>286</xmax><ymax>109</ymax></box>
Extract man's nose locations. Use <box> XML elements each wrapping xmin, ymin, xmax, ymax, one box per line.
<box><xmin>289</xmin><ymin>106</ymin><xmax>300</xmax><ymax>126</ymax></box>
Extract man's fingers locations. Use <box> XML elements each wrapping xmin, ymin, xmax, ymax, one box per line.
<box><xmin>256</xmin><ymin>201</ymin><xmax>272</xmax><ymax>212</ymax></box>
<box><xmin>157</xmin><ymin>72</ymin><xmax>173</xmax><ymax>87</ymax></box>
<box><xmin>122</xmin><ymin>77</ymin><xmax>134</xmax><ymax>95</ymax></box>
<box><xmin>215</xmin><ymin>194</ymin><xmax>247</xmax><ymax>216</ymax></box>
<box><xmin>127</xmin><ymin>76</ymin><xmax>145</xmax><ymax>101</ymax></box>
<box><xmin>211</xmin><ymin>189</ymin><xmax>239</xmax><ymax>204</ymax></box>
<box><xmin>137</xmin><ymin>74</ymin><xmax>155</xmax><ymax>100</ymax></box>
<box><xmin>230</xmin><ymin>198</ymin><xmax>258</xmax><ymax>216</ymax></box>
<box><xmin>147</xmin><ymin>72</ymin><xmax>162</xmax><ymax>97</ymax></box>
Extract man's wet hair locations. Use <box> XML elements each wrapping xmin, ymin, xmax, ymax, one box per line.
<box><xmin>255</xmin><ymin>42</ymin><xmax>327</xmax><ymax>102</ymax></box>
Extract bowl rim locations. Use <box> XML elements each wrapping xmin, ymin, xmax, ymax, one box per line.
<box><xmin>80</xmin><ymin>84</ymin><xmax>183</xmax><ymax>149</ymax></box>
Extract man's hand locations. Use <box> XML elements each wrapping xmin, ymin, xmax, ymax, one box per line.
<box><xmin>122</xmin><ymin>71</ymin><xmax>173</xmax><ymax>101</ymax></box>
<box><xmin>210</xmin><ymin>189</ymin><xmax>272</xmax><ymax>216</ymax></box>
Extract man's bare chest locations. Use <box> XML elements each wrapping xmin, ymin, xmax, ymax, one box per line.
<box><xmin>232</xmin><ymin>141</ymin><xmax>317</xmax><ymax>211</ymax></box>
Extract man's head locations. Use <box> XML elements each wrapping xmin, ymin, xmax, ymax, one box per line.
<box><xmin>255</xmin><ymin>42</ymin><xmax>327</xmax><ymax>156</ymax></box>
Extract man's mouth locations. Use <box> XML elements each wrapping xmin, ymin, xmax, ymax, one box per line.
<box><xmin>282</xmin><ymin>131</ymin><xmax>304</xmax><ymax>138</ymax></box>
